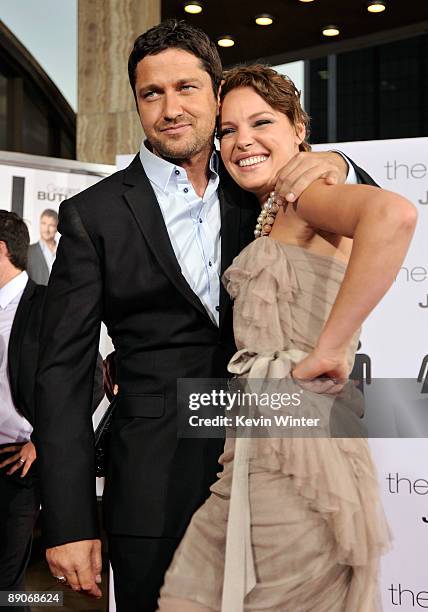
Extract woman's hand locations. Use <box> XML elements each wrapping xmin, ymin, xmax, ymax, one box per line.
<box><xmin>0</xmin><ymin>441</ymin><xmax>36</xmax><ymax>477</ymax></box>
<box><xmin>292</xmin><ymin>347</ymin><xmax>350</xmax><ymax>394</ymax></box>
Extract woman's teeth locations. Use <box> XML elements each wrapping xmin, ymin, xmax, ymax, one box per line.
<box><xmin>238</xmin><ymin>155</ymin><xmax>268</xmax><ymax>167</ymax></box>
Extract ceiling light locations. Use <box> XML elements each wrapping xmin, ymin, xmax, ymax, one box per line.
<box><xmin>255</xmin><ymin>14</ymin><xmax>274</xmax><ymax>26</ymax></box>
<box><xmin>184</xmin><ymin>1</ymin><xmax>203</xmax><ymax>14</ymax></box>
<box><xmin>322</xmin><ymin>25</ymin><xmax>340</xmax><ymax>37</ymax></box>
<box><xmin>367</xmin><ymin>0</ymin><xmax>386</xmax><ymax>13</ymax></box>
<box><xmin>217</xmin><ymin>35</ymin><xmax>235</xmax><ymax>48</ymax></box>
<box><xmin>298</xmin><ymin>0</ymin><xmax>315</xmax><ymax>3</ymax></box>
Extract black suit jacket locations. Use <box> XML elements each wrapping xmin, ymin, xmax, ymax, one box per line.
<box><xmin>9</xmin><ymin>280</ymin><xmax>46</xmax><ymax>426</ymax></box>
<box><xmin>35</xmin><ymin>154</ymin><xmax>378</xmax><ymax>548</ymax></box>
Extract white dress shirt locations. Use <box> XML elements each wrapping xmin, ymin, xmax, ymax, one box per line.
<box><xmin>39</xmin><ymin>239</ymin><xmax>56</xmax><ymax>274</ymax></box>
<box><xmin>335</xmin><ymin>151</ymin><xmax>359</xmax><ymax>185</ymax></box>
<box><xmin>0</xmin><ymin>271</ymin><xmax>33</xmax><ymax>445</ymax></box>
<box><xmin>140</xmin><ymin>142</ymin><xmax>221</xmax><ymax>325</ymax></box>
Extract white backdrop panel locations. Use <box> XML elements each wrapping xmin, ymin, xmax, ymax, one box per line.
<box><xmin>314</xmin><ymin>138</ymin><xmax>428</xmax><ymax>610</ymax></box>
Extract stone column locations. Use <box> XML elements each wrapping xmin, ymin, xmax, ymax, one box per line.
<box><xmin>77</xmin><ymin>0</ymin><xmax>160</xmax><ymax>163</ymax></box>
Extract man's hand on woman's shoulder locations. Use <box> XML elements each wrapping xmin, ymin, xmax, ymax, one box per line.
<box><xmin>274</xmin><ymin>151</ymin><xmax>349</xmax><ymax>203</ymax></box>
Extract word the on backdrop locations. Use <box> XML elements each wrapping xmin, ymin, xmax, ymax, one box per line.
<box><xmin>388</xmin><ymin>583</ymin><xmax>428</xmax><ymax>608</ymax></box>
<box><xmin>386</xmin><ymin>473</ymin><xmax>428</xmax><ymax>495</ymax></box>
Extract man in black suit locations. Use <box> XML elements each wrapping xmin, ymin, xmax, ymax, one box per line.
<box><xmin>0</xmin><ymin>211</ymin><xmax>46</xmax><ymax>612</ymax></box>
<box><xmin>35</xmin><ymin>20</ymin><xmax>378</xmax><ymax>612</ymax></box>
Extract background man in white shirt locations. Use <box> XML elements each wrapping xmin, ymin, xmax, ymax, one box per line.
<box><xmin>27</xmin><ymin>209</ymin><xmax>58</xmax><ymax>286</ymax></box>
<box><xmin>0</xmin><ymin>211</ymin><xmax>46</xmax><ymax>612</ymax></box>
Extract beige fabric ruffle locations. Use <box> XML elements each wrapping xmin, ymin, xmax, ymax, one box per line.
<box><xmin>159</xmin><ymin>238</ymin><xmax>391</xmax><ymax>612</ymax></box>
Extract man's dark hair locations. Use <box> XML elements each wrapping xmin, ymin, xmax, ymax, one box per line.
<box><xmin>0</xmin><ymin>210</ymin><xmax>30</xmax><ymax>271</ymax></box>
<box><xmin>128</xmin><ymin>19</ymin><xmax>222</xmax><ymax>101</ymax></box>
<box><xmin>41</xmin><ymin>208</ymin><xmax>58</xmax><ymax>223</ymax></box>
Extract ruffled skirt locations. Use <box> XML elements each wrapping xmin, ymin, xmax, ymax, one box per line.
<box><xmin>160</xmin><ymin>436</ymin><xmax>388</xmax><ymax>611</ymax></box>
<box><xmin>159</xmin><ymin>349</ymin><xmax>390</xmax><ymax>611</ymax></box>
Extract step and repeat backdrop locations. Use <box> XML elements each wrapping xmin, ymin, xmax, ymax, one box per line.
<box><xmin>315</xmin><ymin>138</ymin><xmax>428</xmax><ymax>610</ymax></box>
<box><xmin>1</xmin><ymin>138</ymin><xmax>427</xmax><ymax>609</ymax></box>
<box><xmin>0</xmin><ymin>156</ymin><xmax>111</xmax><ymax>242</ymax></box>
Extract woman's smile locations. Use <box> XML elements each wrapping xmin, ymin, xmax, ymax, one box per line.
<box><xmin>235</xmin><ymin>154</ymin><xmax>270</xmax><ymax>170</ymax></box>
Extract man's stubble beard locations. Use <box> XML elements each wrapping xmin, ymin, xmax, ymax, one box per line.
<box><xmin>150</xmin><ymin>121</ymin><xmax>216</xmax><ymax>162</ymax></box>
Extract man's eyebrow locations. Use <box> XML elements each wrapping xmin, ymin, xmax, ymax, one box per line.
<box><xmin>176</xmin><ymin>78</ymin><xmax>203</xmax><ymax>86</ymax></box>
<box><xmin>138</xmin><ymin>83</ymin><xmax>162</xmax><ymax>94</ymax></box>
<box><xmin>139</xmin><ymin>78</ymin><xmax>203</xmax><ymax>94</ymax></box>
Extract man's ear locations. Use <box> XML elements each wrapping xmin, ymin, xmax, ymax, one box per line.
<box><xmin>216</xmin><ymin>79</ymin><xmax>225</xmax><ymax>116</ymax></box>
<box><xmin>0</xmin><ymin>240</ymin><xmax>8</xmax><ymax>260</ymax></box>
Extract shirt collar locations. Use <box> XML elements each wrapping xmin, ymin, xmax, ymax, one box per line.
<box><xmin>139</xmin><ymin>140</ymin><xmax>219</xmax><ymax>194</ymax></box>
<box><xmin>0</xmin><ymin>271</ymin><xmax>28</xmax><ymax>309</ymax></box>
<box><xmin>210</xmin><ymin>149</ymin><xmax>219</xmax><ymax>174</ymax></box>
<box><xmin>39</xmin><ymin>239</ymin><xmax>56</xmax><ymax>255</ymax></box>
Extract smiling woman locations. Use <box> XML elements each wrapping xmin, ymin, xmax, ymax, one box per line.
<box><xmin>218</xmin><ymin>65</ymin><xmax>310</xmax><ymax>202</ymax></box>
<box><xmin>216</xmin><ymin>65</ymin><xmax>313</xmax><ymax>203</ymax></box>
<box><xmin>218</xmin><ymin>97</ymin><xmax>305</xmax><ymax>201</ymax></box>
<box><xmin>219</xmin><ymin>64</ymin><xmax>310</xmax><ymax>148</ymax></box>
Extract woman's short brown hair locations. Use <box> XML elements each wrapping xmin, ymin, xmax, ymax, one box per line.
<box><xmin>219</xmin><ymin>64</ymin><xmax>311</xmax><ymax>152</ymax></box>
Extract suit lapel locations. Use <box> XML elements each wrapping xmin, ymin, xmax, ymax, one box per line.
<box><xmin>8</xmin><ymin>280</ymin><xmax>36</xmax><ymax>408</ymax></box>
<box><xmin>219</xmin><ymin>188</ymin><xmax>241</xmax><ymax>277</ymax></box>
<box><xmin>122</xmin><ymin>155</ymin><xmax>210</xmax><ymax>322</ymax></box>
<box><xmin>218</xmin><ymin>165</ymin><xmax>242</xmax><ymax>329</ymax></box>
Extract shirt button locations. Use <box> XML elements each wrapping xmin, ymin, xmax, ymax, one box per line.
<box><xmin>199</xmin><ymin>218</ymin><xmax>203</xmax><ymax>223</ymax></box>
<box><xmin>175</xmin><ymin>169</ymin><xmax>180</xmax><ymax>175</ymax></box>
<box><xmin>209</xmin><ymin>261</ymin><xmax>212</xmax><ymax>267</ymax></box>
<box><xmin>184</xmin><ymin>187</ymin><xmax>189</xmax><ymax>193</ymax></box>
<box><xmin>215</xmin><ymin>306</ymin><xmax>220</xmax><ymax>312</ymax></box>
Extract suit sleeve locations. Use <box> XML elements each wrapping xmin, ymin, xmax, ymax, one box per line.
<box><xmin>35</xmin><ymin>199</ymin><xmax>102</xmax><ymax>547</ymax></box>
<box><xmin>351</xmin><ymin>162</ymin><xmax>379</xmax><ymax>187</ymax></box>
<box><xmin>337</xmin><ymin>152</ymin><xmax>380</xmax><ymax>187</ymax></box>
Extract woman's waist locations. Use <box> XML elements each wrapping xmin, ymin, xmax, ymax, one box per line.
<box><xmin>231</xmin><ymin>336</ymin><xmax>359</xmax><ymax>374</ymax></box>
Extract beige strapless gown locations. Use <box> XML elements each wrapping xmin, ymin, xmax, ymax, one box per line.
<box><xmin>158</xmin><ymin>238</ymin><xmax>390</xmax><ymax>612</ymax></box>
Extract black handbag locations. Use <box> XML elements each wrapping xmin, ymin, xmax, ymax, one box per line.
<box><xmin>94</xmin><ymin>397</ymin><xmax>117</xmax><ymax>478</ymax></box>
